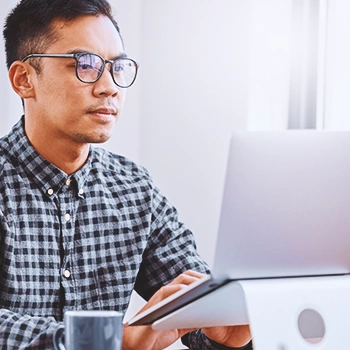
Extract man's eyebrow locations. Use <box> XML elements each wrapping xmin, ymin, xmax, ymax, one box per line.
<box><xmin>66</xmin><ymin>49</ymin><xmax>90</xmax><ymax>55</ymax></box>
<box><xmin>112</xmin><ymin>52</ymin><xmax>127</xmax><ymax>60</ymax></box>
<box><xmin>66</xmin><ymin>49</ymin><xmax>128</xmax><ymax>59</ymax></box>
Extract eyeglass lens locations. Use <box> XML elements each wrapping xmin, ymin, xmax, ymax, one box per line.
<box><xmin>76</xmin><ymin>53</ymin><xmax>137</xmax><ymax>87</ymax></box>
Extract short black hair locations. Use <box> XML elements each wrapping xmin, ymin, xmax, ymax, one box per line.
<box><xmin>3</xmin><ymin>0</ymin><xmax>122</xmax><ymax>70</ymax></box>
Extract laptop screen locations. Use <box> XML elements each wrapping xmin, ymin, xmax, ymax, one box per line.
<box><xmin>212</xmin><ymin>130</ymin><xmax>350</xmax><ymax>280</ymax></box>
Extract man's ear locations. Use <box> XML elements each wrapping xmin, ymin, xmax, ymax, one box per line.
<box><xmin>8</xmin><ymin>61</ymin><xmax>36</xmax><ymax>99</ymax></box>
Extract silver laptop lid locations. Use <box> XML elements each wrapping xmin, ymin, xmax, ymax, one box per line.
<box><xmin>213</xmin><ymin>130</ymin><xmax>350</xmax><ymax>280</ymax></box>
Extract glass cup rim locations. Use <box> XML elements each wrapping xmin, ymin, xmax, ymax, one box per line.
<box><xmin>64</xmin><ymin>310</ymin><xmax>123</xmax><ymax>318</ymax></box>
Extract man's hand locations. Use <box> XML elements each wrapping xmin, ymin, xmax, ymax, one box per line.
<box><xmin>203</xmin><ymin>324</ymin><xmax>251</xmax><ymax>348</ymax></box>
<box><xmin>123</xmin><ymin>270</ymin><xmax>201</xmax><ymax>350</ymax></box>
<box><xmin>123</xmin><ymin>270</ymin><xmax>252</xmax><ymax>350</ymax></box>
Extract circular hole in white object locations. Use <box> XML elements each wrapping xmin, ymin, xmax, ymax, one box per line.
<box><xmin>298</xmin><ymin>308</ymin><xmax>326</xmax><ymax>344</ymax></box>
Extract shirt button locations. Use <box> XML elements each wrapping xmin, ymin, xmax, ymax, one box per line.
<box><xmin>78</xmin><ymin>189</ymin><xmax>84</xmax><ymax>195</ymax></box>
<box><xmin>63</xmin><ymin>270</ymin><xmax>71</xmax><ymax>278</ymax></box>
<box><xmin>47</xmin><ymin>189</ymin><xmax>54</xmax><ymax>196</ymax></box>
<box><xmin>64</xmin><ymin>213</ymin><xmax>71</xmax><ymax>222</ymax></box>
<box><xmin>66</xmin><ymin>178</ymin><xmax>72</xmax><ymax>186</ymax></box>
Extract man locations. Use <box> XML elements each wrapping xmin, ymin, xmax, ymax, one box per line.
<box><xmin>0</xmin><ymin>0</ymin><xmax>252</xmax><ymax>349</ymax></box>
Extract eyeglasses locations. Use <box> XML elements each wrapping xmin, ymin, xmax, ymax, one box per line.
<box><xmin>22</xmin><ymin>52</ymin><xmax>139</xmax><ymax>88</ymax></box>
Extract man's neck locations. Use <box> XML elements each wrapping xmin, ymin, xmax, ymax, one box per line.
<box><xmin>38</xmin><ymin>143</ymin><xmax>90</xmax><ymax>175</ymax></box>
<box><xmin>24</xmin><ymin>125</ymin><xmax>90</xmax><ymax>175</ymax></box>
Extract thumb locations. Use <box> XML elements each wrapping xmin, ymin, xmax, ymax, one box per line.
<box><xmin>177</xmin><ymin>327</ymin><xmax>198</xmax><ymax>338</ymax></box>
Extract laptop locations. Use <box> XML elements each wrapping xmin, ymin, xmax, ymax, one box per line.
<box><xmin>129</xmin><ymin>130</ymin><xmax>350</xmax><ymax>326</ymax></box>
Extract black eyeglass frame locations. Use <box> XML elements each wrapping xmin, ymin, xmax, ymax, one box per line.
<box><xmin>22</xmin><ymin>52</ymin><xmax>139</xmax><ymax>88</ymax></box>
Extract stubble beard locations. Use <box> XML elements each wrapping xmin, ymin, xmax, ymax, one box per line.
<box><xmin>71</xmin><ymin>130</ymin><xmax>114</xmax><ymax>144</ymax></box>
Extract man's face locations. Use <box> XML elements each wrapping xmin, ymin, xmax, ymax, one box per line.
<box><xmin>29</xmin><ymin>15</ymin><xmax>127</xmax><ymax>145</ymax></box>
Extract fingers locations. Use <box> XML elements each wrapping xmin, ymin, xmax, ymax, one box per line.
<box><xmin>136</xmin><ymin>284</ymin><xmax>184</xmax><ymax>315</ymax></box>
<box><xmin>152</xmin><ymin>269</ymin><xmax>207</xmax><ymax>304</ymax></box>
<box><xmin>183</xmin><ymin>270</ymin><xmax>207</xmax><ymax>278</ymax></box>
<box><xmin>168</xmin><ymin>270</ymin><xmax>207</xmax><ymax>286</ymax></box>
<box><xmin>150</xmin><ymin>284</ymin><xmax>186</xmax><ymax>304</ymax></box>
<box><xmin>135</xmin><ymin>270</ymin><xmax>208</xmax><ymax>315</ymax></box>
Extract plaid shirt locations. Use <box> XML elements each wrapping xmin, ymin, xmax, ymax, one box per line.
<box><xmin>0</xmin><ymin>118</ymin><xmax>253</xmax><ymax>350</ymax></box>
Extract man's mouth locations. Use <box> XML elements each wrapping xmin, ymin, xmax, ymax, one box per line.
<box><xmin>89</xmin><ymin>108</ymin><xmax>117</xmax><ymax>116</ymax></box>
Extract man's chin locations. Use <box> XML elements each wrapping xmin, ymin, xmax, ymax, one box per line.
<box><xmin>72</xmin><ymin>132</ymin><xmax>113</xmax><ymax>144</ymax></box>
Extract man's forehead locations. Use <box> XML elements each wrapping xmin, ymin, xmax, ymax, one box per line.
<box><xmin>48</xmin><ymin>15</ymin><xmax>124</xmax><ymax>55</ymax></box>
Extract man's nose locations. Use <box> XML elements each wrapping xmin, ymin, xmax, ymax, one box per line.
<box><xmin>92</xmin><ymin>63</ymin><xmax>119</xmax><ymax>97</ymax></box>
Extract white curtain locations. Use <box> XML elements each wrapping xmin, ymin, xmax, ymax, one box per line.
<box><xmin>247</xmin><ymin>0</ymin><xmax>331</xmax><ymax>131</ymax></box>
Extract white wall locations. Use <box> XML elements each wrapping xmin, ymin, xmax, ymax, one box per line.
<box><xmin>323</xmin><ymin>0</ymin><xmax>350</xmax><ymax>130</ymax></box>
<box><xmin>247</xmin><ymin>0</ymin><xmax>292</xmax><ymax>130</ymax></box>
<box><xmin>138</xmin><ymin>0</ymin><xmax>252</xmax><ymax>267</ymax></box>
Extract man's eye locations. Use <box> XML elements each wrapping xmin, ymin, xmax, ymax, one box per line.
<box><xmin>113</xmin><ymin>64</ymin><xmax>125</xmax><ymax>73</ymax></box>
<box><xmin>79</xmin><ymin>63</ymin><xmax>94</xmax><ymax>70</ymax></box>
